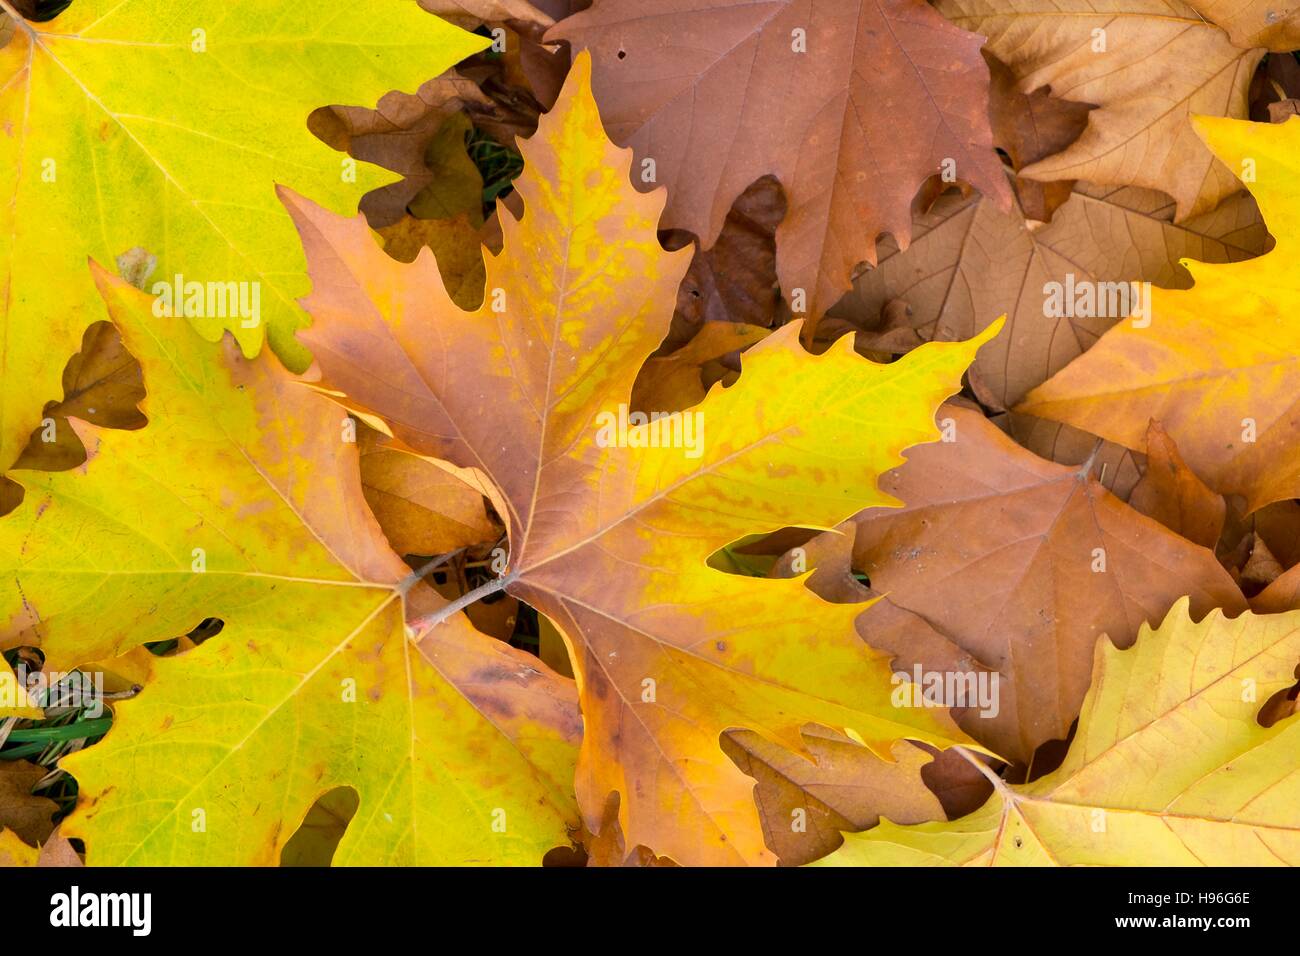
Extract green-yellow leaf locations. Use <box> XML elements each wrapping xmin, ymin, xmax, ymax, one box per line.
<box><xmin>0</xmin><ymin>0</ymin><xmax>486</xmax><ymax>472</ymax></box>
<box><xmin>2</xmin><ymin>267</ymin><xmax>580</xmax><ymax>865</ymax></box>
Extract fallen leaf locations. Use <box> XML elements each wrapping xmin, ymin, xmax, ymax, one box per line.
<box><xmin>801</xmin><ymin>405</ymin><xmax>1245</xmax><ymax>765</ymax></box>
<box><xmin>818</xmin><ymin>599</ymin><xmax>1300</xmax><ymax>865</ymax></box>
<box><xmin>831</xmin><ymin>179</ymin><xmax>1267</xmax><ymax>408</ymax></box>
<box><xmin>1129</xmin><ymin>420</ymin><xmax>1226</xmax><ymax>549</ymax></box>
<box><xmin>375</xmin><ymin>213</ymin><xmax>487</xmax><ymax>309</ymax></box>
<box><xmin>0</xmin><ymin>0</ymin><xmax>487</xmax><ymax>475</ymax></box>
<box><xmin>283</xmin><ymin>54</ymin><xmax>998</xmax><ymax>866</ymax></box>
<box><xmin>939</xmin><ymin>0</ymin><xmax>1263</xmax><ymax>219</ymax></box>
<box><xmin>0</xmin><ymin>761</ymin><xmax>56</xmax><ymax>845</ymax></box>
<box><xmin>1018</xmin><ymin>116</ymin><xmax>1300</xmax><ymax>513</ymax></box>
<box><xmin>358</xmin><ymin>426</ymin><xmax>501</xmax><ymax>558</ymax></box>
<box><xmin>547</xmin><ymin>0</ymin><xmax>1011</xmax><ymax>330</ymax></box>
<box><xmin>721</xmin><ymin>731</ymin><xmax>945</xmax><ymax>866</ymax></box>
<box><xmin>993</xmin><ymin>413</ymin><xmax>1144</xmax><ymax>500</ymax></box>
<box><xmin>2</xmin><ymin>268</ymin><xmax>582</xmax><ymax>865</ymax></box>
<box><xmin>630</xmin><ymin>321</ymin><xmax>769</xmax><ymax>414</ymax></box>
<box><xmin>310</xmin><ymin>73</ymin><xmax>493</xmax><ymax>228</ymax></box>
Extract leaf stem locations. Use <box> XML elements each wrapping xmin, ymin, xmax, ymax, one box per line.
<box><xmin>408</xmin><ymin>571</ymin><xmax>519</xmax><ymax>640</ymax></box>
<box><xmin>397</xmin><ymin>547</ymin><xmax>466</xmax><ymax>597</ymax></box>
<box><xmin>952</xmin><ymin>745</ymin><xmax>1011</xmax><ymax>795</ymax></box>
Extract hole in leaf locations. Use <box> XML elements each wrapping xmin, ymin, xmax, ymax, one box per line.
<box><xmin>280</xmin><ymin>787</ymin><xmax>359</xmax><ymax>867</ymax></box>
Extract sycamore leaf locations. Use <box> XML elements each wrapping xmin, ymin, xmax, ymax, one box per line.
<box><xmin>0</xmin><ymin>657</ymin><xmax>40</xmax><ymax>716</ymax></box>
<box><xmin>310</xmin><ymin>71</ymin><xmax>493</xmax><ymax>229</ymax></box>
<box><xmin>0</xmin><ymin>761</ymin><xmax>56</xmax><ymax>845</ymax></box>
<box><xmin>630</xmin><ymin>321</ymin><xmax>770</xmax><ymax>415</ymax></box>
<box><xmin>1018</xmin><ymin>116</ymin><xmax>1300</xmax><ymax>513</ymax></box>
<box><xmin>831</xmin><ymin>179</ymin><xmax>1268</xmax><ymax>408</ymax></box>
<box><xmin>787</xmin><ymin>405</ymin><xmax>1244</xmax><ymax>765</ymax></box>
<box><xmin>375</xmin><ymin>213</ymin><xmax>487</xmax><ymax>309</ymax></box>
<box><xmin>0</xmin><ymin>0</ymin><xmax>487</xmax><ymax>474</ymax></box>
<box><xmin>358</xmin><ymin>426</ymin><xmax>501</xmax><ymax>558</ymax></box>
<box><xmin>0</xmin><ymin>267</ymin><xmax>581</xmax><ymax>865</ymax></box>
<box><xmin>938</xmin><ymin>0</ymin><xmax>1263</xmax><ymax>219</ymax></box>
<box><xmin>545</xmin><ymin>0</ymin><xmax>1011</xmax><ymax>330</ymax></box>
<box><xmin>721</xmin><ymin>732</ymin><xmax>945</xmax><ymax>866</ymax></box>
<box><xmin>1128</xmin><ymin>420</ymin><xmax>1226</xmax><ymax>550</ymax></box>
<box><xmin>283</xmin><ymin>54</ymin><xmax>999</xmax><ymax>866</ymax></box>
<box><xmin>817</xmin><ymin>599</ymin><xmax>1300</xmax><ymax>865</ymax></box>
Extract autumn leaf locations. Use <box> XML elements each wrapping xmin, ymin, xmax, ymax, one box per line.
<box><xmin>0</xmin><ymin>761</ymin><xmax>55</xmax><ymax>846</ymax></box>
<box><xmin>831</xmin><ymin>179</ymin><xmax>1268</xmax><ymax>408</ymax></box>
<box><xmin>939</xmin><ymin>0</ymin><xmax>1267</xmax><ymax>219</ymax></box>
<box><xmin>422</xmin><ymin>0</ymin><xmax>556</xmax><ymax>33</ymax></box>
<box><xmin>630</xmin><ymin>321</ymin><xmax>770</xmax><ymax>415</ymax></box>
<box><xmin>782</xmin><ymin>405</ymin><xmax>1244</xmax><ymax>765</ymax></box>
<box><xmin>375</xmin><ymin>213</ymin><xmax>488</xmax><ymax>308</ymax></box>
<box><xmin>357</xmin><ymin>425</ymin><xmax>501</xmax><ymax>558</ymax></box>
<box><xmin>0</xmin><ymin>267</ymin><xmax>582</xmax><ymax>865</ymax></box>
<box><xmin>0</xmin><ymin>0</ymin><xmax>487</xmax><ymax>474</ymax></box>
<box><xmin>283</xmin><ymin>53</ymin><xmax>1000</xmax><ymax>866</ymax></box>
<box><xmin>817</xmin><ymin>599</ymin><xmax>1300</xmax><ymax>865</ymax></box>
<box><xmin>1128</xmin><ymin>420</ymin><xmax>1226</xmax><ymax>550</ymax></box>
<box><xmin>545</xmin><ymin>0</ymin><xmax>1012</xmax><ymax>331</ymax></box>
<box><xmin>0</xmin><ymin>657</ymin><xmax>40</xmax><ymax>717</ymax></box>
<box><xmin>309</xmin><ymin>72</ymin><xmax>494</xmax><ymax>228</ymax></box>
<box><xmin>721</xmin><ymin>732</ymin><xmax>946</xmax><ymax>866</ymax></box>
<box><xmin>1018</xmin><ymin>116</ymin><xmax>1300</xmax><ymax>513</ymax></box>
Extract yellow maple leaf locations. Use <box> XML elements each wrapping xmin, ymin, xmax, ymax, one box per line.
<box><xmin>0</xmin><ymin>0</ymin><xmax>486</xmax><ymax>473</ymax></box>
<box><xmin>1</xmin><ymin>267</ymin><xmax>581</xmax><ymax>865</ymax></box>
<box><xmin>284</xmin><ymin>52</ymin><xmax>1003</xmax><ymax>866</ymax></box>
<box><xmin>1018</xmin><ymin>116</ymin><xmax>1300</xmax><ymax>513</ymax></box>
<box><xmin>817</xmin><ymin>598</ymin><xmax>1300</xmax><ymax>866</ymax></box>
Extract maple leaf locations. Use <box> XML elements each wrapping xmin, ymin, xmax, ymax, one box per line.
<box><xmin>1</xmin><ymin>268</ymin><xmax>582</xmax><ymax>865</ymax></box>
<box><xmin>545</xmin><ymin>0</ymin><xmax>1012</xmax><ymax>331</ymax></box>
<box><xmin>357</xmin><ymin>425</ymin><xmax>501</xmax><ymax>558</ymax></box>
<box><xmin>283</xmin><ymin>53</ymin><xmax>1000</xmax><ymax>866</ymax></box>
<box><xmin>817</xmin><ymin>599</ymin><xmax>1300</xmax><ymax>865</ymax></box>
<box><xmin>938</xmin><ymin>0</ymin><xmax>1266</xmax><ymax>219</ymax></box>
<box><xmin>0</xmin><ymin>0</ymin><xmax>488</xmax><ymax>474</ymax></box>
<box><xmin>1128</xmin><ymin>420</ymin><xmax>1226</xmax><ymax>550</ymax></box>
<box><xmin>1018</xmin><ymin>116</ymin><xmax>1300</xmax><ymax>513</ymax></box>
<box><xmin>0</xmin><ymin>656</ymin><xmax>40</xmax><ymax>717</ymax></box>
<box><xmin>309</xmin><ymin>72</ymin><xmax>494</xmax><ymax>228</ymax></box>
<box><xmin>721</xmin><ymin>732</ymin><xmax>945</xmax><ymax>866</ymax></box>
<box><xmin>0</xmin><ymin>761</ymin><xmax>55</xmax><ymax>846</ymax></box>
<box><xmin>630</xmin><ymin>320</ymin><xmax>770</xmax><ymax>415</ymax></box>
<box><xmin>781</xmin><ymin>405</ymin><xmax>1244</xmax><ymax>765</ymax></box>
<box><xmin>831</xmin><ymin>180</ymin><xmax>1268</xmax><ymax>408</ymax></box>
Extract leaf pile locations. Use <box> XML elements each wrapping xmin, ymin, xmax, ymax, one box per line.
<box><xmin>2</xmin><ymin>0</ymin><xmax>1300</xmax><ymax>868</ymax></box>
